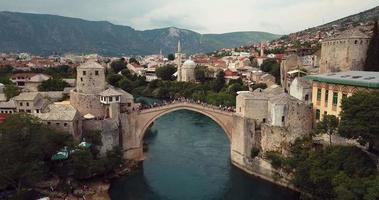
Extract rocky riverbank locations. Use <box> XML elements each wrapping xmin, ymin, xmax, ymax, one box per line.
<box><xmin>34</xmin><ymin>160</ymin><xmax>141</xmax><ymax>200</ymax></box>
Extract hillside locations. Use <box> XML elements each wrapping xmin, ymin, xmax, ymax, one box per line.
<box><xmin>0</xmin><ymin>11</ymin><xmax>280</xmax><ymax>56</ymax></box>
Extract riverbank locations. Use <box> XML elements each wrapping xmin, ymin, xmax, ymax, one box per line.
<box><xmin>32</xmin><ymin>160</ymin><xmax>141</xmax><ymax>200</ymax></box>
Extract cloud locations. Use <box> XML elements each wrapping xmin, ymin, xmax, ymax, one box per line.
<box><xmin>0</xmin><ymin>0</ymin><xmax>378</xmax><ymax>34</ymax></box>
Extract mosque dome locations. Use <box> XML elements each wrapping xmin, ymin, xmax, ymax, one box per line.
<box><xmin>182</xmin><ymin>60</ymin><xmax>196</xmax><ymax>69</ymax></box>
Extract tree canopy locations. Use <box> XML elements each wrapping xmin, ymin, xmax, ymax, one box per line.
<box><xmin>167</xmin><ymin>53</ymin><xmax>175</xmax><ymax>61</ymax></box>
<box><xmin>0</xmin><ymin>114</ymin><xmax>73</xmax><ymax>195</ymax></box>
<box><xmin>338</xmin><ymin>91</ymin><xmax>379</xmax><ymax>152</ymax></box>
<box><xmin>260</xmin><ymin>59</ymin><xmax>280</xmax><ymax>84</ymax></box>
<box><xmin>155</xmin><ymin>64</ymin><xmax>177</xmax><ymax>81</ymax></box>
<box><xmin>38</xmin><ymin>78</ymin><xmax>70</xmax><ymax>91</ymax></box>
<box><xmin>315</xmin><ymin>114</ymin><xmax>339</xmax><ymax>145</ymax></box>
<box><xmin>110</xmin><ymin>58</ymin><xmax>127</xmax><ymax>73</ymax></box>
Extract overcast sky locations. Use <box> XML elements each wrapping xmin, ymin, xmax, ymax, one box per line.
<box><xmin>0</xmin><ymin>0</ymin><xmax>378</xmax><ymax>34</ymax></box>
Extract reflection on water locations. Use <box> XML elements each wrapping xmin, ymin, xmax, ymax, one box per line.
<box><xmin>109</xmin><ymin>110</ymin><xmax>298</xmax><ymax>200</ymax></box>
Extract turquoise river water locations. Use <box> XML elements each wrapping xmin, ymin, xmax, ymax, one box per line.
<box><xmin>109</xmin><ymin>110</ymin><xmax>298</xmax><ymax>200</ymax></box>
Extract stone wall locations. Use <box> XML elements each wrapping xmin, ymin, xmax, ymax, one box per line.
<box><xmin>320</xmin><ymin>38</ymin><xmax>370</xmax><ymax>73</ymax></box>
<box><xmin>83</xmin><ymin>118</ymin><xmax>119</xmax><ymax>154</ymax></box>
<box><xmin>70</xmin><ymin>91</ymin><xmax>105</xmax><ymax>118</ymax></box>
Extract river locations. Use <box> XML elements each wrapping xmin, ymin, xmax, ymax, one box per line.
<box><xmin>109</xmin><ymin>109</ymin><xmax>298</xmax><ymax>200</ymax></box>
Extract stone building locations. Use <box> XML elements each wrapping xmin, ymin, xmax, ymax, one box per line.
<box><xmin>33</xmin><ymin>102</ymin><xmax>82</xmax><ymax>139</ymax></box>
<box><xmin>319</xmin><ymin>29</ymin><xmax>370</xmax><ymax>73</ymax></box>
<box><xmin>70</xmin><ymin>61</ymin><xmax>107</xmax><ymax>118</ymax></box>
<box><xmin>289</xmin><ymin>77</ymin><xmax>312</xmax><ymax>104</ymax></box>
<box><xmin>280</xmin><ymin>54</ymin><xmax>302</xmax><ymax>91</ymax></box>
<box><xmin>13</xmin><ymin>92</ymin><xmax>49</xmax><ymax>113</ymax></box>
<box><xmin>11</xmin><ymin>73</ymin><xmax>51</xmax><ymax>92</ymax></box>
<box><xmin>236</xmin><ymin>88</ymin><xmax>313</xmax><ymax>154</ymax></box>
<box><xmin>180</xmin><ymin>60</ymin><xmax>196</xmax><ymax>82</ymax></box>
<box><xmin>306</xmin><ymin>71</ymin><xmax>379</xmax><ymax>122</ymax></box>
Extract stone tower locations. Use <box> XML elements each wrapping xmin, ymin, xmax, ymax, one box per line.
<box><xmin>319</xmin><ymin>29</ymin><xmax>370</xmax><ymax>73</ymax></box>
<box><xmin>176</xmin><ymin>40</ymin><xmax>183</xmax><ymax>82</ymax></box>
<box><xmin>76</xmin><ymin>61</ymin><xmax>106</xmax><ymax>94</ymax></box>
<box><xmin>70</xmin><ymin>61</ymin><xmax>106</xmax><ymax>118</ymax></box>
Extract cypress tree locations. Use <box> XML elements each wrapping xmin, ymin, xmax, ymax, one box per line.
<box><xmin>364</xmin><ymin>21</ymin><xmax>379</xmax><ymax>71</ymax></box>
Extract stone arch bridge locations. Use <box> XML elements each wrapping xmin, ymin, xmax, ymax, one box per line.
<box><xmin>122</xmin><ymin>102</ymin><xmax>247</xmax><ymax>162</ymax></box>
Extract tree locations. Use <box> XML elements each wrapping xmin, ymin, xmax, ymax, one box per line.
<box><xmin>194</xmin><ymin>65</ymin><xmax>207</xmax><ymax>83</ymax></box>
<box><xmin>38</xmin><ymin>78</ymin><xmax>69</xmax><ymax>91</ymax></box>
<box><xmin>211</xmin><ymin>71</ymin><xmax>225</xmax><ymax>92</ymax></box>
<box><xmin>110</xmin><ymin>59</ymin><xmax>127</xmax><ymax>73</ymax></box>
<box><xmin>364</xmin><ymin>21</ymin><xmax>379</xmax><ymax>71</ymax></box>
<box><xmin>338</xmin><ymin>91</ymin><xmax>379</xmax><ymax>152</ymax></box>
<box><xmin>156</xmin><ymin>65</ymin><xmax>177</xmax><ymax>81</ymax></box>
<box><xmin>261</xmin><ymin>59</ymin><xmax>280</xmax><ymax>84</ymax></box>
<box><xmin>0</xmin><ymin>114</ymin><xmax>72</xmax><ymax>196</ymax></box>
<box><xmin>118</xmin><ymin>78</ymin><xmax>133</xmax><ymax>92</ymax></box>
<box><xmin>107</xmin><ymin>74</ymin><xmax>123</xmax><ymax>87</ymax></box>
<box><xmin>128</xmin><ymin>57</ymin><xmax>139</xmax><ymax>65</ymax></box>
<box><xmin>4</xmin><ymin>84</ymin><xmax>20</xmax><ymax>100</ymax></box>
<box><xmin>167</xmin><ymin>53</ymin><xmax>175</xmax><ymax>61</ymax></box>
<box><xmin>315</xmin><ymin>114</ymin><xmax>339</xmax><ymax>145</ymax></box>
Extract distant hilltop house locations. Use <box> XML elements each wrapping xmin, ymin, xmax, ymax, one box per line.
<box><xmin>305</xmin><ymin>71</ymin><xmax>379</xmax><ymax>122</ymax></box>
<box><xmin>11</xmin><ymin>73</ymin><xmax>51</xmax><ymax>91</ymax></box>
<box><xmin>319</xmin><ymin>29</ymin><xmax>371</xmax><ymax>74</ymax></box>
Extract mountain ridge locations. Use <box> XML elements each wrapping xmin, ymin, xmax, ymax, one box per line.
<box><xmin>0</xmin><ymin>11</ymin><xmax>280</xmax><ymax>56</ymax></box>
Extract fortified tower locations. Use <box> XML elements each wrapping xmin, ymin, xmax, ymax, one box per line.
<box><xmin>319</xmin><ymin>29</ymin><xmax>370</xmax><ymax>73</ymax></box>
<box><xmin>70</xmin><ymin>61</ymin><xmax>106</xmax><ymax>118</ymax></box>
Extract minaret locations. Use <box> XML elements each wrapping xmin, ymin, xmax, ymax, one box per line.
<box><xmin>177</xmin><ymin>40</ymin><xmax>182</xmax><ymax>81</ymax></box>
<box><xmin>260</xmin><ymin>42</ymin><xmax>265</xmax><ymax>57</ymax></box>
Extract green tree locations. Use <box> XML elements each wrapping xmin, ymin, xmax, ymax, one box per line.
<box><xmin>167</xmin><ymin>53</ymin><xmax>175</xmax><ymax>61</ymax></box>
<box><xmin>128</xmin><ymin>57</ymin><xmax>139</xmax><ymax>65</ymax></box>
<box><xmin>211</xmin><ymin>71</ymin><xmax>225</xmax><ymax>92</ymax></box>
<box><xmin>364</xmin><ymin>21</ymin><xmax>379</xmax><ymax>71</ymax></box>
<box><xmin>194</xmin><ymin>65</ymin><xmax>212</xmax><ymax>83</ymax></box>
<box><xmin>0</xmin><ymin>114</ymin><xmax>72</xmax><ymax>196</ymax></box>
<box><xmin>118</xmin><ymin>78</ymin><xmax>133</xmax><ymax>92</ymax></box>
<box><xmin>338</xmin><ymin>91</ymin><xmax>379</xmax><ymax>152</ymax></box>
<box><xmin>4</xmin><ymin>84</ymin><xmax>20</xmax><ymax>100</ymax></box>
<box><xmin>156</xmin><ymin>65</ymin><xmax>177</xmax><ymax>81</ymax></box>
<box><xmin>315</xmin><ymin>115</ymin><xmax>339</xmax><ymax>145</ymax></box>
<box><xmin>110</xmin><ymin>58</ymin><xmax>127</xmax><ymax>73</ymax></box>
<box><xmin>38</xmin><ymin>78</ymin><xmax>69</xmax><ymax>91</ymax></box>
<box><xmin>107</xmin><ymin>74</ymin><xmax>123</xmax><ymax>87</ymax></box>
<box><xmin>70</xmin><ymin>149</ymin><xmax>95</xmax><ymax>179</ymax></box>
<box><xmin>260</xmin><ymin>59</ymin><xmax>280</xmax><ymax>84</ymax></box>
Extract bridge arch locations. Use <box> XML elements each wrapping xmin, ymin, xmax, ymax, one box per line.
<box><xmin>139</xmin><ymin>106</ymin><xmax>232</xmax><ymax>145</ymax></box>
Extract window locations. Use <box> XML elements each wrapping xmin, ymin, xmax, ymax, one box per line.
<box><xmin>19</xmin><ymin>109</ymin><xmax>24</xmax><ymax>112</ymax></box>
<box><xmin>305</xmin><ymin>94</ymin><xmax>309</xmax><ymax>101</ymax></box>
<box><xmin>325</xmin><ymin>90</ymin><xmax>329</xmax><ymax>104</ymax></box>
<box><xmin>26</xmin><ymin>102</ymin><xmax>29</xmax><ymax>107</ymax></box>
<box><xmin>83</xmin><ymin>71</ymin><xmax>86</xmax><ymax>75</ymax></box>
<box><xmin>95</xmin><ymin>70</ymin><xmax>99</xmax><ymax>75</ymax></box>
<box><xmin>354</xmin><ymin>40</ymin><xmax>358</xmax><ymax>44</ymax></box>
<box><xmin>64</xmin><ymin>123</ymin><xmax>68</xmax><ymax>127</ymax></box>
<box><xmin>115</xmin><ymin>96</ymin><xmax>119</xmax><ymax>101</ymax></box>
<box><xmin>281</xmin><ymin>116</ymin><xmax>285</xmax><ymax>123</ymax></box>
<box><xmin>26</xmin><ymin>110</ymin><xmax>31</xmax><ymax>113</ymax></box>
<box><xmin>36</xmin><ymin>109</ymin><xmax>40</xmax><ymax>113</ymax></box>
<box><xmin>317</xmin><ymin>89</ymin><xmax>322</xmax><ymax>101</ymax></box>
<box><xmin>20</xmin><ymin>102</ymin><xmax>23</xmax><ymax>106</ymax></box>
<box><xmin>47</xmin><ymin>122</ymin><xmax>51</xmax><ymax>125</ymax></box>
<box><xmin>342</xmin><ymin>93</ymin><xmax>347</xmax><ymax>99</ymax></box>
<box><xmin>109</xmin><ymin>97</ymin><xmax>113</xmax><ymax>102</ymax></box>
<box><xmin>127</xmin><ymin>103</ymin><xmax>131</xmax><ymax>107</ymax></box>
<box><xmin>263</xmin><ymin>118</ymin><xmax>266</xmax><ymax>123</ymax></box>
<box><xmin>316</xmin><ymin>109</ymin><xmax>321</xmax><ymax>120</ymax></box>
<box><xmin>333</xmin><ymin>92</ymin><xmax>338</xmax><ymax>106</ymax></box>
<box><xmin>324</xmin><ymin>111</ymin><xmax>327</xmax><ymax>116</ymax></box>
<box><xmin>80</xmin><ymin>77</ymin><xmax>83</xmax><ymax>82</ymax></box>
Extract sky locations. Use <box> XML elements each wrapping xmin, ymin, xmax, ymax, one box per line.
<box><xmin>0</xmin><ymin>0</ymin><xmax>378</xmax><ymax>34</ymax></box>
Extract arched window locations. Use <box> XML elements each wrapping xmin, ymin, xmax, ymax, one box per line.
<box><xmin>354</xmin><ymin>40</ymin><xmax>358</xmax><ymax>44</ymax></box>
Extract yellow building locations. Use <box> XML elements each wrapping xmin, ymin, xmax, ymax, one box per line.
<box><xmin>305</xmin><ymin>71</ymin><xmax>379</xmax><ymax>121</ymax></box>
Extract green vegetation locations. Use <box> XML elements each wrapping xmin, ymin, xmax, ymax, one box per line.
<box><xmin>260</xmin><ymin>59</ymin><xmax>280</xmax><ymax>84</ymax></box>
<box><xmin>155</xmin><ymin>64</ymin><xmax>176</xmax><ymax>81</ymax></box>
<box><xmin>167</xmin><ymin>54</ymin><xmax>175</xmax><ymax>61</ymax></box>
<box><xmin>0</xmin><ymin>114</ymin><xmax>123</xmax><ymax>198</ymax></box>
<box><xmin>110</xmin><ymin>58</ymin><xmax>127</xmax><ymax>73</ymax></box>
<box><xmin>365</xmin><ymin>21</ymin><xmax>379</xmax><ymax>71</ymax></box>
<box><xmin>0</xmin><ymin>114</ymin><xmax>73</xmax><ymax>196</ymax></box>
<box><xmin>4</xmin><ymin>84</ymin><xmax>20</xmax><ymax>100</ymax></box>
<box><xmin>38</xmin><ymin>78</ymin><xmax>70</xmax><ymax>91</ymax></box>
<box><xmin>339</xmin><ymin>91</ymin><xmax>379</xmax><ymax>152</ymax></box>
<box><xmin>287</xmin><ymin>139</ymin><xmax>379</xmax><ymax>200</ymax></box>
<box><xmin>315</xmin><ymin>114</ymin><xmax>339</xmax><ymax>145</ymax></box>
<box><xmin>30</xmin><ymin>65</ymin><xmax>76</xmax><ymax>78</ymax></box>
<box><xmin>194</xmin><ymin>65</ymin><xmax>214</xmax><ymax>83</ymax></box>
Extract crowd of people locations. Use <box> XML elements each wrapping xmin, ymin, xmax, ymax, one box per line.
<box><xmin>137</xmin><ymin>97</ymin><xmax>235</xmax><ymax>112</ymax></box>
